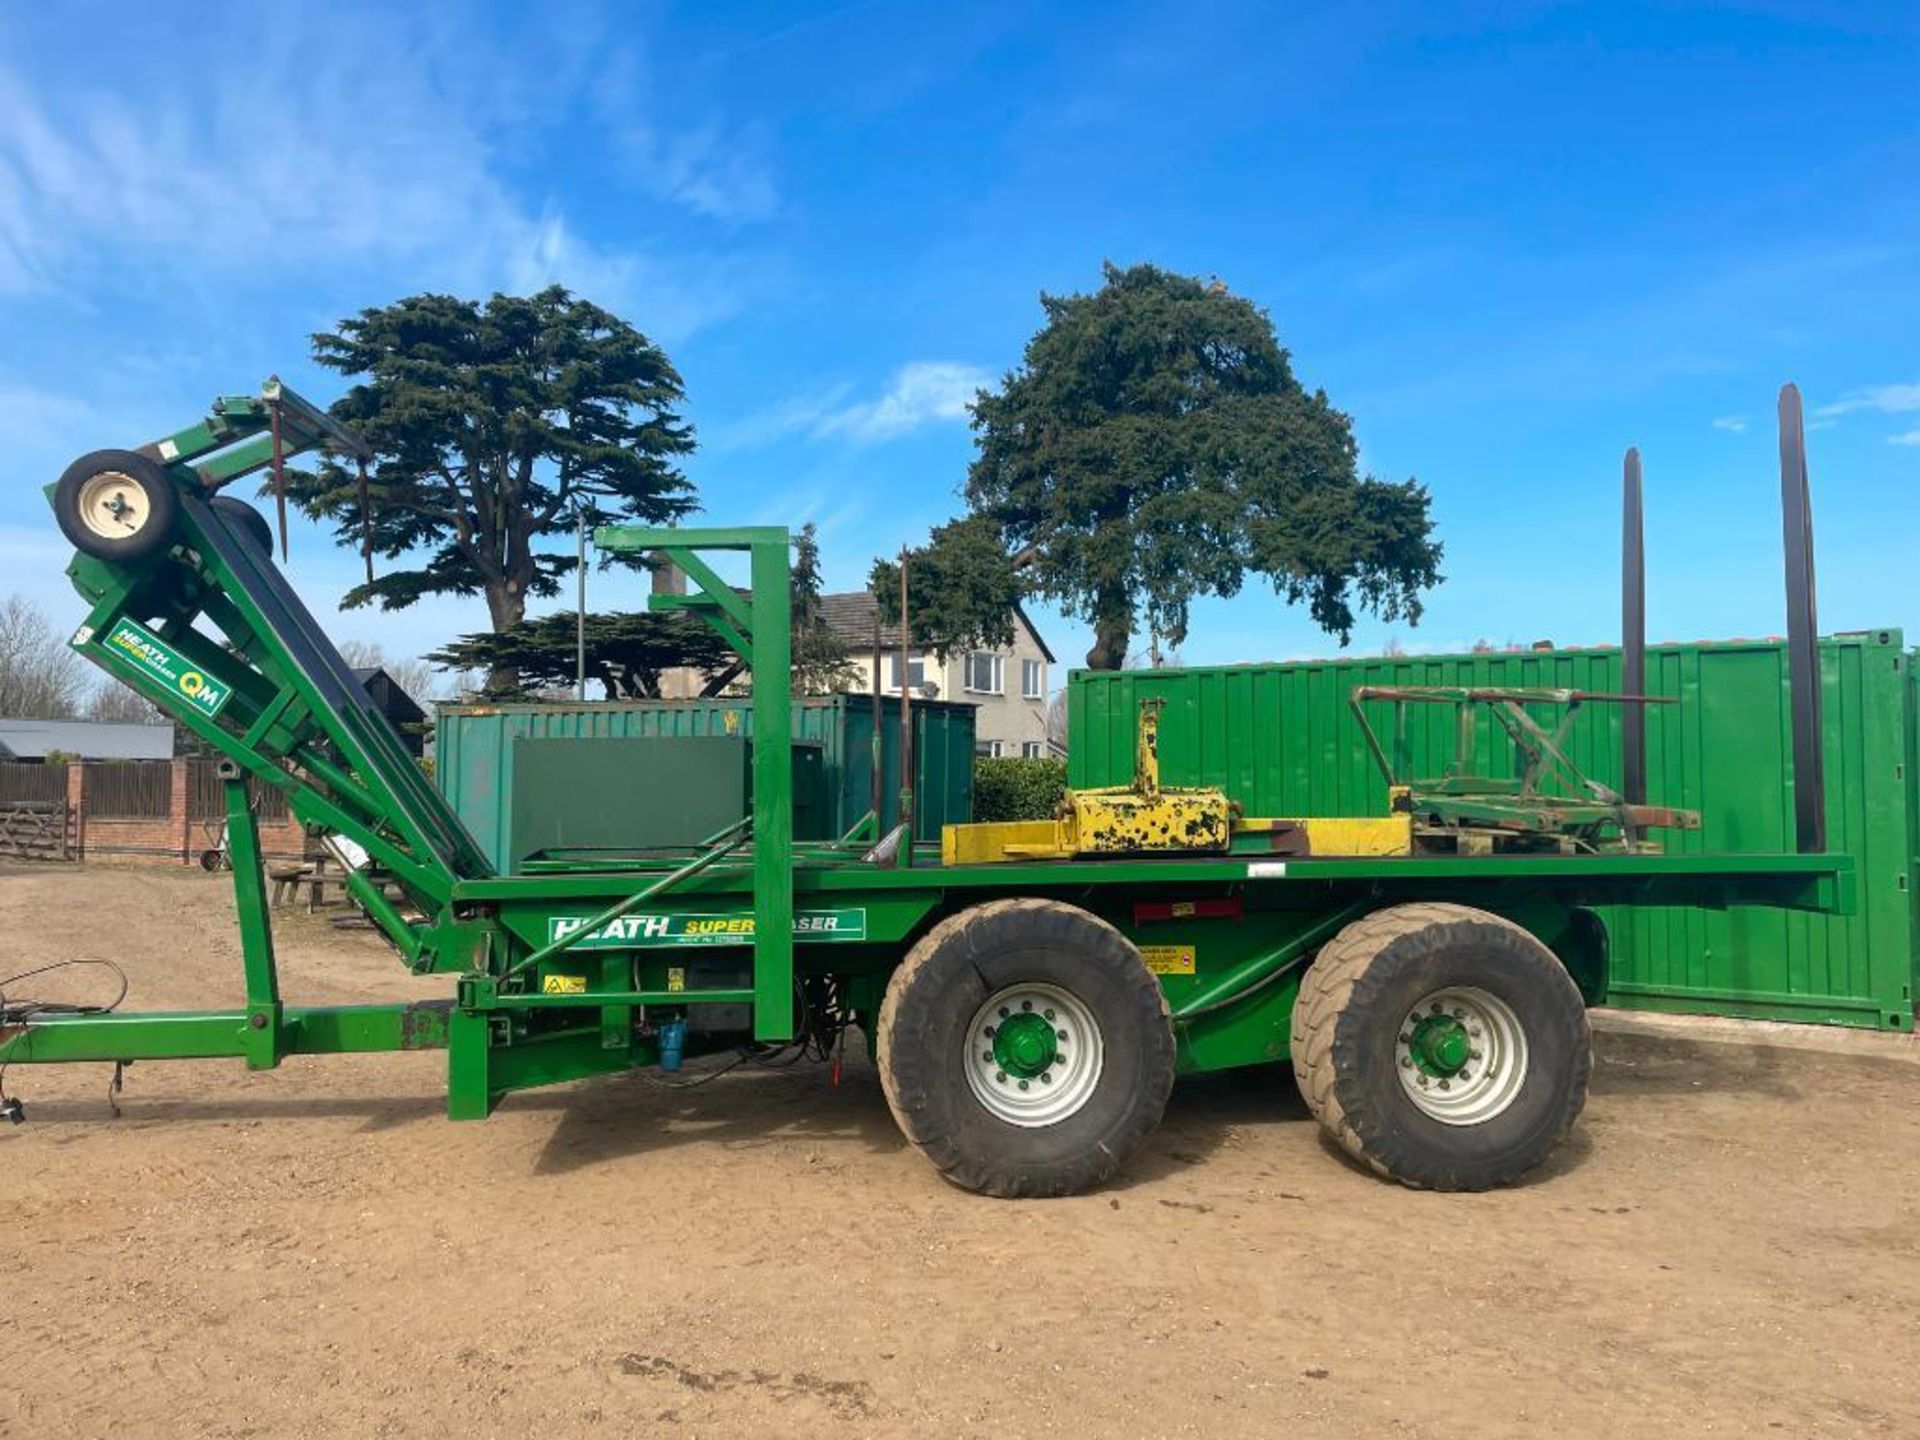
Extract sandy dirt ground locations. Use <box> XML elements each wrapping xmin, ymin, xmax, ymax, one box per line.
<box><xmin>2</xmin><ymin>863</ymin><xmax>1917</xmax><ymax>1439</ymax></box>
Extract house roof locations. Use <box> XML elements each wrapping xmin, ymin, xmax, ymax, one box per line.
<box><xmin>816</xmin><ymin>591</ymin><xmax>1057</xmax><ymax>665</ymax></box>
<box><xmin>818</xmin><ymin>592</ymin><xmax>903</xmax><ymax>649</ymax></box>
<box><xmin>0</xmin><ymin>718</ymin><xmax>175</xmax><ymax>761</ymax></box>
<box><xmin>352</xmin><ymin>667</ymin><xmax>428</xmax><ymax>727</ymax></box>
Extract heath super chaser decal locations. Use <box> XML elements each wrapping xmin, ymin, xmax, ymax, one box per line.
<box><xmin>97</xmin><ymin>617</ymin><xmax>233</xmax><ymax>719</ymax></box>
<box><xmin>546</xmin><ymin>908</ymin><xmax>868</xmax><ymax>949</ymax></box>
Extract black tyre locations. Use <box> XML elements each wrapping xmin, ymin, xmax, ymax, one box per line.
<box><xmin>209</xmin><ymin>495</ymin><xmax>275</xmax><ymax>555</ymax></box>
<box><xmin>1290</xmin><ymin>902</ymin><xmax>1590</xmax><ymax>1191</ymax></box>
<box><xmin>54</xmin><ymin>450</ymin><xmax>178</xmax><ymax>561</ymax></box>
<box><xmin>877</xmin><ymin>898</ymin><xmax>1175</xmax><ymax>1198</ymax></box>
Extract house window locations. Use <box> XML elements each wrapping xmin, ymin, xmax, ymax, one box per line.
<box><xmin>888</xmin><ymin>654</ymin><xmax>927</xmax><ymax>692</ymax></box>
<box><xmin>964</xmin><ymin>652</ymin><xmax>1003</xmax><ymax>695</ymax></box>
<box><xmin>1021</xmin><ymin>659</ymin><xmax>1045</xmax><ymax>700</ymax></box>
<box><xmin>976</xmin><ymin>740</ymin><xmax>1003</xmax><ymax>758</ymax></box>
<box><xmin>1021</xmin><ymin>741</ymin><xmax>1045</xmax><ymax>759</ymax></box>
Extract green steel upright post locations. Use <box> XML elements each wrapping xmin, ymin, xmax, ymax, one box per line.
<box><xmin>221</xmin><ymin>762</ymin><xmax>283</xmax><ymax>1070</ymax></box>
<box><xmin>749</xmin><ymin>533</ymin><xmax>795</xmax><ymax>1040</ymax></box>
<box><xmin>596</xmin><ymin>524</ymin><xmax>798</xmax><ymax>1042</ymax></box>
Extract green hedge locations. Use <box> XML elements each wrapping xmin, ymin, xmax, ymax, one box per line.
<box><xmin>973</xmin><ymin>756</ymin><xmax>1067</xmax><ymax>823</ymax></box>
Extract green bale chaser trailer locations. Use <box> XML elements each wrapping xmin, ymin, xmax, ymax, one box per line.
<box><xmin>0</xmin><ymin>382</ymin><xmax>1850</xmax><ymax>1197</ymax></box>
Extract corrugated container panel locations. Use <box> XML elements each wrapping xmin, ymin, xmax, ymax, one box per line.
<box><xmin>1070</xmin><ymin>631</ymin><xmax>1915</xmax><ymax>1031</ymax></box>
<box><xmin>437</xmin><ymin>693</ymin><xmax>975</xmax><ymax>872</ymax></box>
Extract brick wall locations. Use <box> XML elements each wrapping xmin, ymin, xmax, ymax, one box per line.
<box><xmin>66</xmin><ymin>760</ymin><xmax>307</xmax><ymax>865</ymax></box>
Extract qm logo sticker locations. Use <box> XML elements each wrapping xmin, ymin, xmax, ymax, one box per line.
<box><xmin>100</xmin><ymin>618</ymin><xmax>233</xmax><ymax>719</ymax></box>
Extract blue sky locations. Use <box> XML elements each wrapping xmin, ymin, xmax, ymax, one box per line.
<box><xmin>2</xmin><ymin>0</ymin><xmax>1916</xmax><ymax>684</ymax></box>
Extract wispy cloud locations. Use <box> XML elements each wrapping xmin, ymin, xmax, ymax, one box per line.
<box><xmin>502</xmin><ymin>209</ymin><xmax>749</xmax><ymax>343</ymax></box>
<box><xmin>0</xmin><ymin>378</ymin><xmax>165</xmax><ymax>485</ymax></box>
<box><xmin>590</xmin><ymin>49</ymin><xmax>779</xmax><ymax>224</ymax></box>
<box><xmin>815</xmin><ymin>362</ymin><xmax>993</xmax><ymax>442</ymax></box>
<box><xmin>0</xmin><ymin>10</ymin><xmax>764</xmax><ymax>338</ymax></box>
<box><xmin>1710</xmin><ymin>415</ymin><xmax>1748</xmax><ymax>434</ymax></box>
<box><xmin>705</xmin><ymin>383</ymin><xmax>859</xmax><ymax>453</ymax></box>
<box><xmin>1813</xmin><ymin>380</ymin><xmax>1920</xmax><ymax>419</ymax></box>
<box><xmin>607</xmin><ymin>120</ymin><xmax>780</xmax><ymax>224</ymax></box>
<box><xmin>0</xmin><ymin>42</ymin><xmax>499</xmax><ymax>294</ymax></box>
<box><xmin>1889</xmin><ymin>429</ymin><xmax>1920</xmax><ymax>447</ymax></box>
<box><xmin>0</xmin><ymin>381</ymin><xmax>88</xmax><ymax>434</ymax></box>
<box><xmin>712</xmin><ymin>362</ymin><xmax>993</xmax><ymax>451</ymax></box>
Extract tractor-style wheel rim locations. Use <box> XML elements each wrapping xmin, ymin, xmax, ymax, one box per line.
<box><xmin>1394</xmin><ymin>985</ymin><xmax>1529</xmax><ymax>1126</ymax></box>
<box><xmin>964</xmin><ymin>982</ymin><xmax>1104</xmax><ymax>1127</ymax></box>
<box><xmin>76</xmin><ymin>472</ymin><xmax>151</xmax><ymax>540</ymax></box>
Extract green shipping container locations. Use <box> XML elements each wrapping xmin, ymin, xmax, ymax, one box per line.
<box><xmin>1069</xmin><ymin>630</ymin><xmax>1916</xmax><ymax>1032</ymax></box>
<box><xmin>504</xmin><ymin>735</ymin><xmax>828</xmax><ymax>864</ymax></box>
<box><xmin>437</xmin><ymin>693</ymin><xmax>975</xmax><ymax>873</ymax></box>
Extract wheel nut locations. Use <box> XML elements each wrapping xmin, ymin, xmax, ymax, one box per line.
<box><xmin>1021</xmin><ymin>1000</ymin><xmax>1033</xmax><ymax>1012</ymax></box>
<box><xmin>1044</xmin><ymin>1009</ymin><xmax>1055</xmax><ymax>1021</ymax></box>
<box><xmin>985</xmin><ymin>1027</ymin><xmax>996</xmax><ymax>1038</ymax></box>
<box><xmin>1018</xmin><ymin>1079</ymin><xmax>1030</xmax><ymax>1091</ymax></box>
<box><xmin>1041</xmin><ymin>1073</ymin><xmax>1052</xmax><ymax>1084</ymax></box>
<box><xmin>995</xmin><ymin>1071</ymin><xmax>1006</xmax><ymax>1083</ymax></box>
<box><xmin>983</xmin><ymin>1052</ymin><xmax>993</xmax><ymax>1062</ymax></box>
<box><xmin>999</xmin><ymin>1008</ymin><xmax>1010</xmax><ymax>1019</ymax></box>
<box><xmin>1056</xmin><ymin>1029</ymin><xmax>1067</xmax><ymax>1041</ymax></box>
<box><xmin>1418</xmin><ymin>1075</ymin><xmax>1430</xmax><ymax>1087</ymax></box>
<box><xmin>1438</xmin><ymin>1079</ymin><xmax>1451</xmax><ymax>1091</ymax></box>
<box><xmin>1400</xmin><ymin>1056</ymin><xmax>1412</xmax><ymax>1068</ymax></box>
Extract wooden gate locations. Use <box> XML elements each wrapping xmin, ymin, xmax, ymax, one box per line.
<box><xmin>0</xmin><ymin>801</ymin><xmax>71</xmax><ymax>860</ymax></box>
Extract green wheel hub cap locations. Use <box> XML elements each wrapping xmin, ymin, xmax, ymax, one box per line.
<box><xmin>966</xmin><ymin>984</ymin><xmax>1104</xmax><ymax>1127</ymax></box>
<box><xmin>1395</xmin><ymin>986</ymin><xmax>1530</xmax><ymax>1126</ymax></box>
<box><xmin>1407</xmin><ymin>1012</ymin><xmax>1471</xmax><ymax>1078</ymax></box>
<box><xmin>991</xmin><ymin>1011</ymin><xmax>1059</xmax><ymax>1079</ymax></box>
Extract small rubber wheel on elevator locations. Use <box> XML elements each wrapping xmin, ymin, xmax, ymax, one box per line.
<box><xmin>53</xmin><ymin>450</ymin><xmax>178</xmax><ymax>561</ymax></box>
<box><xmin>1290</xmin><ymin>902</ymin><xmax>1591</xmax><ymax>1191</ymax></box>
<box><xmin>209</xmin><ymin>495</ymin><xmax>276</xmax><ymax>555</ymax></box>
<box><xmin>877</xmin><ymin>898</ymin><xmax>1175</xmax><ymax>1198</ymax></box>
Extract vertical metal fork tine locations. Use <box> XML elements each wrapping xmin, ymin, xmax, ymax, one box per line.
<box><xmin>1778</xmin><ymin>383</ymin><xmax>1826</xmax><ymax>853</ymax></box>
<box><xmin>1622</xmin><ymin>447</ymin><xmax>1646</xmax><ymax>805</ymax></box>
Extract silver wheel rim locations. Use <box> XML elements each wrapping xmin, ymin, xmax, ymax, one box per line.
<box><xmin>76</xmin><ymin>472</ymin><xmax>152</xmax><ymax>540</ymax></box>
<box><xmin>963</xmin><ymin>982</ymin><xmax>1104</xmax><ymax>1127</ymax></box>
<box><xmin>1395</xmin><ymin>985</ymin><xmax>1529</xmax><ymax>1126</ymax></box>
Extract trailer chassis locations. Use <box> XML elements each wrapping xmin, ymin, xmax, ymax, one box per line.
<box><xmin>1</xmin><ymin>380</ymin><xmax>1852</xmax><ymax>1194</ymax></box>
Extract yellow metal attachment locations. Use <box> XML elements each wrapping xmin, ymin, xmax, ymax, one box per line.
<box><xmin>1062</xmin><ymin>785</ymin><xmax>1232</xmax><ymax>855</ymax></box>
<box><xmin>937</xmin><ymin>697</ymin><xmax>1411</xmax><ymax>865</ymax></box>
<box><xmin>942</xmin><ymin>819</ymin><xmax>1065</xmax><ymax>866</ymax></box>
<box><xmin>940</xmin><ymin>790</ymin><xmax>1235</xmax><ymax>864</ymax></box>
<box><xmin>942</xmin><ymin>698</ymin><xmax>1232</xmax><ymax>863</ymax></box>
<box><xmin>1135</xmin><ymin>697</ymin><xmax>1164</xmax><ymax>797</ymax></box>
<box><xmin>1232</xmin><ymin>815</ymin><xmax>1413</xmax><ymax>857</ymax></box>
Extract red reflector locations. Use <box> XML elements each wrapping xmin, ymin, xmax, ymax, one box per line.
<box><xmin>1133</xmin><ymin>897</ymin><xmax>1243</xmax><ymax>925</ymax></box>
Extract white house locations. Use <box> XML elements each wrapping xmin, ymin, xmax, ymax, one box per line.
<box><xmin>817</xmin><ymin>592</ymin><xmax>1056</xmax><ymax>757</ymax></box>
